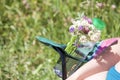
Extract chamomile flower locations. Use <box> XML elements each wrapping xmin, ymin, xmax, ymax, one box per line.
<box><xmin>88</xmin><ymin>31</ymin><xmax>94</xmax><ymax>37</ymax></box>
<box><xmin>79</xmin><ymin>35</ymin><xmax>87</xmax><ymax>43</ymax></box>
<box><xmin>90</xmin><ymin>34</ymin><xmax>100</xmax><ymax>42</ymax></box>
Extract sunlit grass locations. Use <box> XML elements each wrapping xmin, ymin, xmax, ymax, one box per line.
<box><xmin>0</xmin><ymin>0</ymin><xmax>120</xmax><ymax>80</ymax></box>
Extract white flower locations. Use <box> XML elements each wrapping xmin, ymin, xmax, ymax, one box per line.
<box><xmin>90</xmin><ymin>34</ymin><xmax>100</xmax><ymax>42</ymax></box>
<box><xmin>71</xmin><ymin>19</ymin><xmax>76</xmax><ymax>24</ymax></box>
<box><xmin>72</xmin><ymin>20</ymin><xmax>81</xmax><ymax>27</ymax></box>
<box><xmin>76</xmin><ymin>20</ymin><xmax>81</xmax><ymax>27</ymax></box>
<box><xmin>96</xmin><ymin>30</ymin><xmax>101</xmax><ymax>36</ymax></box>
<box><xmin>89</xmin><ymin>24</ymin><xmax>95</xmax><ymax>30</ymax></box>
<box><xmin>96</xmin><ymin>30</ymin><xmax>101</xmax><ymax>33</ymax></box>
<box><xmin>88</xmin><ymin>30</ymin><xmax>94</xmax><ymax>37</ymax></box>
<box><xmin>81</xmin><ymin>20</ymin><xmax>88</xmax><ymax>26</ymax></box>
<box><xmin>79</xmin><ymin>35</ymin><xmax>87</xmax><ymax>43</ymax></box>
<box><xmin>111</xmin><ymin>4</ymin><xmax>116</xmax><ymax>10</ymax></box>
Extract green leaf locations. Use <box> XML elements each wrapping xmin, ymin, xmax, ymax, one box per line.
<box><xmin>92</xmin><ymin>18</ymin><xmax>106</xmax><ymax>30</ymax></box>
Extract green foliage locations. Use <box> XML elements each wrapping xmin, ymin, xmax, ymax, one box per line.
<box><xmin>0</xmin><ymin>0</ymin><xmax>120</xmax><ymax>80</ymax></box>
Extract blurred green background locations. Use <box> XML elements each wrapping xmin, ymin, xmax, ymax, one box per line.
<box><xmin>0</xmin><ymin>0</ymin><xmax>120</xmax><ymax>80</ymax></box>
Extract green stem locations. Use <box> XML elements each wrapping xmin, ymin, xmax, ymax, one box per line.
<box><xmin>65</xmin><ymin>35</ymin><xmax>77</xmax><ymax>54</ymax></box>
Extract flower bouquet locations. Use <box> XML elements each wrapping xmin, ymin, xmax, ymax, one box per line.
<box><xmin>65</xmin><ymin>14</ymin><xmax>106</xmax><ymax>59</ymax></box>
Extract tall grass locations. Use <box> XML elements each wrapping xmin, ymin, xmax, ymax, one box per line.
<box><xmin>0</xmin><ymin>0</ymin><xmax>120</xmax><ymax>80</ymax></box>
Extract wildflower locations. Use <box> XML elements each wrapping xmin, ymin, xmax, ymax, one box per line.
<box><xmin>90</xmin><ymin>34</ymin><xmax>100</xmax><ymax>42</ymax></box>
<box><xmin>79</xmin><ymin>35</ymin><xmax>87</xmax><ymax>43</ymax></box>
<box><xmin>69</xmin><ymin>25</ymin><xmax>75</xmax><ymax>33</ymax></box>
<box><xmin>88</xmin><ymin>31</ymin><xmax>94</xmax><ymax>37</ymax></box>
<box><xmin>71</xmin><ymin>19</ymin><xmax>80</xmax><ymax>26</ymax></box>
<box><xmin>96</xmin><ymin>30</ymin><xmax>101</xmax><ymax>36</ymax></box>
<box><xmin>82</xmin><ymin>26</ymin><xmax>90</xmax><ymax>34</ymax></box>
<box><xmin>81</xmin><ymin>20</ymin><xmax>88</xmax><ymax>26</ymax></box>
<box><xmin>22</xmin><ymin>0</ymin><xmax>30</xmax><ymax>9</ymax></box>
<box><xmin>22</xmin><ymin>0</ymin><xmax>27</xmax><ymax>5</ymax></box>
<box><xmin>87</xmin><ymin>18</ymin><xmax>92</xmax><ymax>24</ymax></box>
<box><xmin>78</xmin><ymin>25</ymin><xmax>83</xmax><ymax>31</ymax></box>
<box><xmin>111</xmin><ymin>4</ymin><xmax>116</xmax><ymax>10</ymax></box>
<box><xmin>96</xmin><ymin>2</ymin><xmax>104</xmax><ymax>9</ymax></box>
<box><xmin>89</xmin><ymin>25</ymin><xmax>95</xmax><ymax>30</ymax></box>
<box><xmin>83</xmin><ymin>16</ymin><xmax>92</xmax><ymax>24</ymax></box>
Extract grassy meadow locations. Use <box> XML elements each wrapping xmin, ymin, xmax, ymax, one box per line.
<box><xmin>0</xmin><ymin>0</ymin><xmax>120</xmax><ymax>80</ymax></box>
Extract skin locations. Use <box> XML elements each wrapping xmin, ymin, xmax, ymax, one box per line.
<box><xmin>85</xmin><ymin>61</ymin><xmax>120</xmax><ymax>80</ymax></box>
<box><xmin>66</xmin><ymin>38</ymin><xmax>120</xmax><ymax>80</ymax></box>
<box><xmin>115</xmin><ymin>61</ymin><xmax>120</xmax><ymax>73</ymax></box>
<box><xmin>84</xmin><ymin>71</ymin><xmax>107</xmax><ymax>80</ymax></box>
